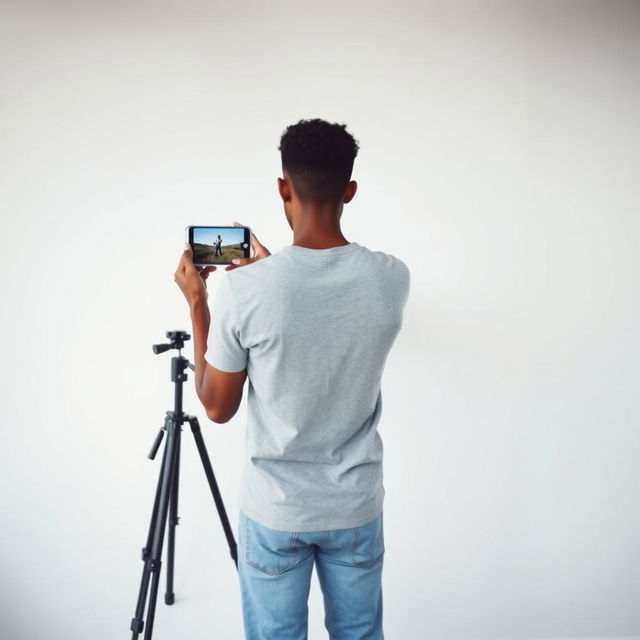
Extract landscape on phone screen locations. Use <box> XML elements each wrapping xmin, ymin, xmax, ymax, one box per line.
<box><xmin>192</xmin><ymin>227</ymin><xmax>247</xmax><ymax>264</ymax></box>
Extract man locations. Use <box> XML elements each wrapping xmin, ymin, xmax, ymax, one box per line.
<box><xmin>174</xmin><ymin>118</ymin><xmax>410</xmax><ymax>640</ymax></box>
<box><xmin>214</xmin><ymin>234</ymin><xmax>223</xmax><ymax>257</ymax></box>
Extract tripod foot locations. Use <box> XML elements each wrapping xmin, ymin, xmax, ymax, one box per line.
<box><xmin>165</xmin><ymin>592</ymin><xmax>175</xmax><ymax>605</ymax></box>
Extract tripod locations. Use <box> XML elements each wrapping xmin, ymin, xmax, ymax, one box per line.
<box><xmin>130</xmin><ymin>330</ymin><xmax>238</xmax><ymax>639</ymax></box>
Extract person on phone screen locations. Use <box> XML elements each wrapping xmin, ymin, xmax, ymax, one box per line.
<box><xmin>214</xmin><ymin>234</ymin><xmax>223</xmax><ymax>257</ymax></box>
<box><xmin>174</xmin><ymin>118</ymin><xmax>410</xmax><ymax>640</ymax></box>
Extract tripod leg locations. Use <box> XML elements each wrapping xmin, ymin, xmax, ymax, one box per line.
<box><xmin>130</xmin><ymin>415</ymin><xmax>181</xmax><ymax>639</ymax></box>
<box><xmin>143</xmin><ymin>429</ymin><xmax>169</xmax><ymax>563</ymax></box>
<box><xmin>187</xmin><ymin>416</ymin><xmax>238</xmax><ymax>568</ymax></box>
<box><xmin>165</xmin><ymin>423</ymin><xmax>181</xmax><ymax>605</ymax></box>
<box><xmin>143</xmin><ymin>417</ymin><xmax>181</xmax><ymax>640</ymax></box>
<box><xmin>131</xmin><ymin>427</ymin><xmax>170</xmax><ymax>637</ymax></box>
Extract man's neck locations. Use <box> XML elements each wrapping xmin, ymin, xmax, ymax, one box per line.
<box><xmin>292</xmin><ymin>229</ymin><xmax>350</xmax><ymax>250</ymax></box>
<box><xmin>292</xmin><ymin>209</ymin><xmax>349</xmax><ymax>250</ymax></box>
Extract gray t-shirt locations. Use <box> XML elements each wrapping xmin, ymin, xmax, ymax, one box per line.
<box><xmin>205</xmin><ymin>241</ymin><xmax>410</xmax><ymax>532</ymax></box>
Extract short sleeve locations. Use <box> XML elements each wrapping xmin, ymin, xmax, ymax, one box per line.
<box><xmin>395</xmin><ymin>258</ymin><xmax>411</xmax><ymax>309</ymax></box>
<box><xmin>205</xmin><ymin>275</ymin><xmax>248</xmax><ymax>372</ymax></box>
<box><xmin>403</xmin><ymin>262</ymin><xmax>410</xmax><ymax>308</ymax></box>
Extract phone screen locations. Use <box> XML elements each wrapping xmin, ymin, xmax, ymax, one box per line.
<box><xmin>187</xmin><ymin>226</ymin><xmax>252</xmax><ymax>265</ymax></box>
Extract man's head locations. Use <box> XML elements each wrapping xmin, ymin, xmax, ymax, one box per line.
<box><xmin>277</xmin><ymin>118</ymin><xmax>359</xmax><ymax>229</ymax></box>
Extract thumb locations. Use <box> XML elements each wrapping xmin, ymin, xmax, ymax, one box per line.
<box><xmin>231</xmin><ymin>257</ymin><xmax>254</xmax><ymax>266</ymax></box>
<box><xmin>181</xmin><ymin>242</ymin><xmax>196</xmax><ymax>269</ymax></box>
<box><xmin>226</xmin><ymin>256</ymin><xmax>257</xmax><ymax>271</ymax></box>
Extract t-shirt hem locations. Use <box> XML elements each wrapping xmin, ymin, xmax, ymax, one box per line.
<box><xmin>240</xmin><ymin>497</ymin><xmax>384</xmax><ymax>532</ymax></box>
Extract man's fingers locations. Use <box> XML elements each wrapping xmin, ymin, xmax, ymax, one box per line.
<box><xmin>194</xmin><ymin>264</ymin><xmax>217</xmax><ymax>281</ymax></box>
<box><xmin>233</xmin><ymin>221</ymin><xmax>265</xmax><ymax>254</ymax></box>
<box><xmin>202</xmin><ymin>266</ymin><xmax>217</xmax><ymax>280</ymax></box>
<box><xmin>228</xmin><ymin>220</ymin><xmax>272</xmax><ymax>267</ymax></box>
<box><xmin>250</xmin><ymin>231</ymin><xmax>265</xmax><ymax>252</ymax></box>
<box><xmin>233</xmin><ymin>221</ymin><xmax>256</xmax><ymax>241</ymax></box>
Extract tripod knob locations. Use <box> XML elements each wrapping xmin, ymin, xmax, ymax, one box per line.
<box><xmin>148</xmin><ymin>428</ymin><xmax>165</xmax><ymax>460</ymax></box>
<box><xmin>152</xmin><ymin>343</ymin><xmax>172</xmax><ymax>354</ymax></box>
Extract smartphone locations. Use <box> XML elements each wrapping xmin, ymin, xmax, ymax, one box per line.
<box><xmin>185</xmin><ymin>226</ymin><xmax>252</xmax><ymax>266</ymax></box>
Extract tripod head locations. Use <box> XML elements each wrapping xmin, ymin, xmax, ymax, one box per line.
<box><xmin>153</xmin><ymin>330</ymin><xmax>190</xmax><ymax>355</ymax></box>
<box><xmin>152</xmin><ymin>329</ymin><xmax>196</xmax><ymax>378</ymax></box>
<box><xmin>147</xmin><ymin>329</ymin><xmax>195</xmax><ymax>462</ymax></box>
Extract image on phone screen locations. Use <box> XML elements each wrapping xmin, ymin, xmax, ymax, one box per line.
<box><xmin>188</xmin><ymin>226</ymin><xmax>251</xmax><ymax>265</ymax></box>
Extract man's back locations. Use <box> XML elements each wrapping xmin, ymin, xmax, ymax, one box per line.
<box><xmin>207</xmin><ymin>240</ymin><xmax>410</xmax><ymax>532</ymax></box>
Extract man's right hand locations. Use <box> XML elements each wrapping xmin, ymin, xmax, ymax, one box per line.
<box><xmin>225</xmin><ymin>221</ymin><xmax>271</xmax><ymax>271</ymax></box>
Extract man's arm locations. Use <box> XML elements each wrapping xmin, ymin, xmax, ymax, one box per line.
<box><xmin>189</xmin><ymin>297</ymin><xmax>247</xmax><ymax>424</ymax></box>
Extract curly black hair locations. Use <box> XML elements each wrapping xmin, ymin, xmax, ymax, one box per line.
<box><xmin>278</xmin><ymin>118</ymin><xmax>360</xmax><ymax>206</ymax></box>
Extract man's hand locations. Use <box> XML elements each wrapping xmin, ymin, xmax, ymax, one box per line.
<box><xmin>174</xmin><ymin>243</ymin><xmax>216</xmax><ymax>307</ymax></box>
<box><xmin>225</xmin><ymin>221</ymin><xmax>271</xmax><ymax>271</ymax></box>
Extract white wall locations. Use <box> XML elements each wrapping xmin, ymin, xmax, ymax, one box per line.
<box><xmin>1</xmin><ymin>1</ymin><xmax>639</xmax><ymax>638</ymax></box>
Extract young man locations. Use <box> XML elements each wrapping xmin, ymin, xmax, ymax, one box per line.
<box><xmin>174</xmin><ymin>118</ymin><xmax>410</xmax><ymax>640</ymax></box>
<box><xmin>214</xmin><ymin>234</ymin><xmax>223</xmax><ymax>256</ymax></box>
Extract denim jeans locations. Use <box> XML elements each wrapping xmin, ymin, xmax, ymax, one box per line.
<box><xmin>237</xmin><ymin>508</ymin><xmax>385</xmax><ymax>640</ymax></box>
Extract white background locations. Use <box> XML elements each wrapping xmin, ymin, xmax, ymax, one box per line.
<box><xmin>1</xmin><ymin>1</ymin><xmax>639</xmax><ymax>638</ymax></box>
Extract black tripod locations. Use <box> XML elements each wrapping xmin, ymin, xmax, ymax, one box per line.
<box><xmin>130</xmin><ymin>330</ymin><xmax>238</xmax><ymax>639</ymax></box>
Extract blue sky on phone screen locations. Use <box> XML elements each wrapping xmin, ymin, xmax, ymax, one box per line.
<box><xmin>193</xmin><ymin>227</ymin><xmax>245</xmax><ymax>246</ymax></box>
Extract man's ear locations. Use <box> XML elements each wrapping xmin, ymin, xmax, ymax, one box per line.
<box><xmin>344</xmin><ymin>180</ymin><xmax>358</xmax><ymax>204</ymax></box>
<box><xmin>277</xmin><ymin>176</ymin><xmax>291</xmax><ymax>203</ymax></box>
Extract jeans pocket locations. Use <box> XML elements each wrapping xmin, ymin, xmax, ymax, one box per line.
<box><xmin>349</xmin><ymin>512</ymin><xmax>385</xmax><ymax>568</ymax></box>
<box><xmin>242</xmin><ymin>511</ymin><xmax>301</xmax><ymax>576</ymax></box>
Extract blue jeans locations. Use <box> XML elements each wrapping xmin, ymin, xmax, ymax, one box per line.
<box><xmin>237</xmin><ymin>508</ymin><xmax>385</xmax><ymax>639</ymax></box>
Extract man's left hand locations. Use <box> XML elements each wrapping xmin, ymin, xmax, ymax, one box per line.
<box><xmin>174</xmin><ymin>243</ymin><xmax>216</xmax><ymax>307</ymax></box>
